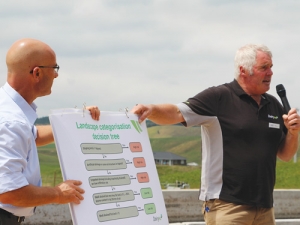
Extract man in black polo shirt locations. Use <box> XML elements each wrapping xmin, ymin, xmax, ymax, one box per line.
<box><xmin>131</xmin><ymin>44</ymin><xmax>300</xmax><ymax>225</ymax></box>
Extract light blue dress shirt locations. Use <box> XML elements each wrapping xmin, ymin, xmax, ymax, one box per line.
<box><xmin>0</xmin><ymin>82</ymin><xmax>41</xmax><ymax>217</ymax></box>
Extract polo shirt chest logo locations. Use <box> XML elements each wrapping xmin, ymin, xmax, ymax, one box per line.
<box><xmin>268</xmin><ymin>114</ymin><xmax>278</xmax><ymax>120</ymax></box>
<box><xmin>268</xmin><ymin>114</ymin><xmax>280</xmax><ymax>129</ymax></box>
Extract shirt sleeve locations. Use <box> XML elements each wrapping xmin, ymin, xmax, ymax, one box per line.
<box><xmin>0</xmin><ymin>120</ymin><xmax>31</xmax><ymax>193</ymax></box>
<box><xmin>183</xmin><ymin>86</ymin><xmax>220</xmax><ymax>117</ymax></box>
<box><xmin>177</xmin><ymin>86</ymin><xmax>221</xmax><ymax>127</ymax></box>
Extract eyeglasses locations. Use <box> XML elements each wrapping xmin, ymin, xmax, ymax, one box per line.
<box><xmin>30</xmin><ymin>65</ymin><xmax>60</xmax><ymax>74</ymax></box>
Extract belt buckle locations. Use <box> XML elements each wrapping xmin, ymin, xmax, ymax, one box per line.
<box><xmin>17</xmin><ymin>216</ymin><xmax>25</xmax><ymax>223</ymax></box>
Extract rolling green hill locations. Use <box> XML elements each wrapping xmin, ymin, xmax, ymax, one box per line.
<box><xmin>37</xmin><ymin>124</ymin><xmax>300</xmax><ymax>188</ymax></box>
<box><xmin>148</xmin><ymin>125</ymin><xmax>202</xmax><ymax>164</ymax></box>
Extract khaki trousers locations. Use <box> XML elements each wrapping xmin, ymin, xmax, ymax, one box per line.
<box><xmin>202</xmin><ymin>199</ymin><xmax>275</xmax><ymax>225</ymax></box>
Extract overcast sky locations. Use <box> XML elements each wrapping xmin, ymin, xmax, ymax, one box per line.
<box><xmin>0</xmin><ymin>0</ymin><xmax>300</xmax><ymax>117</ymax></box>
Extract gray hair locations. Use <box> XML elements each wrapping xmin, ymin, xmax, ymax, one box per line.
<box><xmin>234</xmin><ymin>44</ymin><xmax>272</xmax><ymax>79</ymax></box>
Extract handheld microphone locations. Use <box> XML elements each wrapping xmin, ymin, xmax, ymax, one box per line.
<box><xmin>276</xmin><ymin>84</ymin><xmax>291</xmax><ymax>114</ymax></box>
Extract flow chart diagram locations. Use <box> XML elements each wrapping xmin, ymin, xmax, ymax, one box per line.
<box><xmin>49</xmin><ymin>109</ymin><xmax>168</xmax><ymax>225</ymax></box>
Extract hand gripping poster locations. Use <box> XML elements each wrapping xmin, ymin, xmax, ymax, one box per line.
<box><xmin>49</xmin><ymin>109</ymin><xmax>169</xmax><ymax>225</ymax></box>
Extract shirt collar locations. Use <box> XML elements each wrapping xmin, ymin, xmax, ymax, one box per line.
<box><xmin>228</xmin><ymin>79</ymin><xmax>248</xmax><ymax>96</ymax></box>
<box><xmin>227</xmin><ymin>79</ymin><xmax>271</xmax><ymax>107</ymax></box>
<box><xmin>229</xmin><ymin>79</ymin><xmax>270</xmax><ymax>101</ymax></box>
<box><xmin>3</xmin><ymin>82</ymin><xmax>38</xmax><ymax>125</ymax></box>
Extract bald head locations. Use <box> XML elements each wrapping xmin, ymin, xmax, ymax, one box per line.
<box><xmin>6</xmin><ymin>38</ymin><xmax>56</xmax><ymax>78</ymax></box>
<box><xmin>5</xmin><ymin>38</ymin><xmax>57</xmax><ymax>103</ymax></box>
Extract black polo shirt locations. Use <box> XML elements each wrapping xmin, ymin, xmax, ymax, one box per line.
<box><xmin>179</xmin><ymin>79</ymin><xmax>286</xmax><ymax>208</ymax></box>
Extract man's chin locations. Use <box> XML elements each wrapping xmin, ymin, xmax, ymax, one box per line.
<box><xmin>263</xmin><ymin>83</ymin><xmax>271</xmax><ymax>91</ymax></box>
<box><xmin>38</xmin><ymin>91</ymin><xmax>52</xmax><ymax>98</ymax></box>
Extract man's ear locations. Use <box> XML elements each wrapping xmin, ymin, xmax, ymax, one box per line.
<box><xmin>32</xmin><ymin>68</ymin><xmax>40</xmax><ymax>81</ymax></box>
<box><xmin>240</xmin><ymin>66</ymin><xmax>246</xmax><ymax>76</ymax></box>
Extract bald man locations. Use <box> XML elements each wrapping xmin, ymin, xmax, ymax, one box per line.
<box><xmin>0</xmin><ymin>38</ymin><xmax>100</xmax><ymax>224</ymax></box>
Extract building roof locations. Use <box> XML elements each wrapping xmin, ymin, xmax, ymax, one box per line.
<box><xmin>153</xmin><ymin>152</ymin><xmax>186</xmax><ymax>160</ymax></box>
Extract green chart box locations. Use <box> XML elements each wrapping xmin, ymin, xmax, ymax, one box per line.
<box><xmin>141</xmin><ymin>188</ymin><xmax>153</xmax><ymax>199</ymax></box>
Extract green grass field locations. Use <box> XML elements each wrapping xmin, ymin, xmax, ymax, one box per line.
<box><xmin>37</xmin><ymin>125</ymin><xmax>300</xmax><ymax>189</ymax></box>
<box><xmin>148</xmin><ymin>125</ymin><xmax>202</xmax><ymax>164</ymax></box>
<box><xmin>156</xmin><ymin>161</ymin><xmax>300</xmax><ymax>189</ymax></box>
<box><xmin>275</xmin><ymin>160</ymin><xmax>300</xmax><ymax>188</ymax></box>
<box><xmin>38</xmin><ymin>143</ymin><xmax>63</xmax><ymax>186</ymax></box>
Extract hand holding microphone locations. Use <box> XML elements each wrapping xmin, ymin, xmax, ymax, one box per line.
<box><xmin>276</xmin><ymin>84</ymin><xmax>300</xmax><ymax>130</ymax></box>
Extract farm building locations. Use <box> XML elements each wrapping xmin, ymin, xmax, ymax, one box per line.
<box><xmin>153</xmin><ymin>152</ymin><xmax>187</xmax><ymax>166</ymax></box>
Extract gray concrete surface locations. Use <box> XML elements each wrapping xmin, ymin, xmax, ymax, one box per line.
<box><xmin>22</xmin><ymin>189</ymin><xmax>300</xmax><ymax>225</ymax></box>
<box><xmin>170</xmin><ymin>220</ymin><xmax>300</xmax><ymax>225</ymax></box>
<box><xmin>163</xmin><ymin>189</ymin><xmax>300</xmax><ymax>222</ymax></box>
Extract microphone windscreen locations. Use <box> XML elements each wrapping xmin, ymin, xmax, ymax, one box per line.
<box><xmin>276</xmin><ymin>84</ymin><xmax>286</xmax><ymax>98</ymax></box>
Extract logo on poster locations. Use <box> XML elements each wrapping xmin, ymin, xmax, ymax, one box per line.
<box><xmin>153</xmin><ymin>214</ymin><xmax>163</xmax><ymax>222</ymax></box>
<box><xmin>131</xmin><ymin>120</ymin><xmax>142</xmax><ymax>133</ymax></box>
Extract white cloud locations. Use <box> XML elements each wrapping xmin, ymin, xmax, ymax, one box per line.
<box><xmin>1</xmin><ymin>0</ymin><xmax>300</xmax><ymax>117</ymax></box>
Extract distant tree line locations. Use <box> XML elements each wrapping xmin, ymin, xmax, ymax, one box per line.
<box><xmin>35</xmin><ymin>117</ymin><xmax>50</xmax><ymax>125</ymax></box>
<box><xmin>146</xmin><ymin>120</ymin><xmax>183</xmax><ymax>127</ymax></box>
<box><xmin>35</xmin><ymin>117</ymin><xmax>182</xmax><ymax>127</ymax></box>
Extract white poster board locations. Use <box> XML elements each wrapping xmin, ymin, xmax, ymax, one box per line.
<box><xmin>49</xmin><ymin>109</ymin><xmax>169</xmax><ymax>225</ymax></box>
